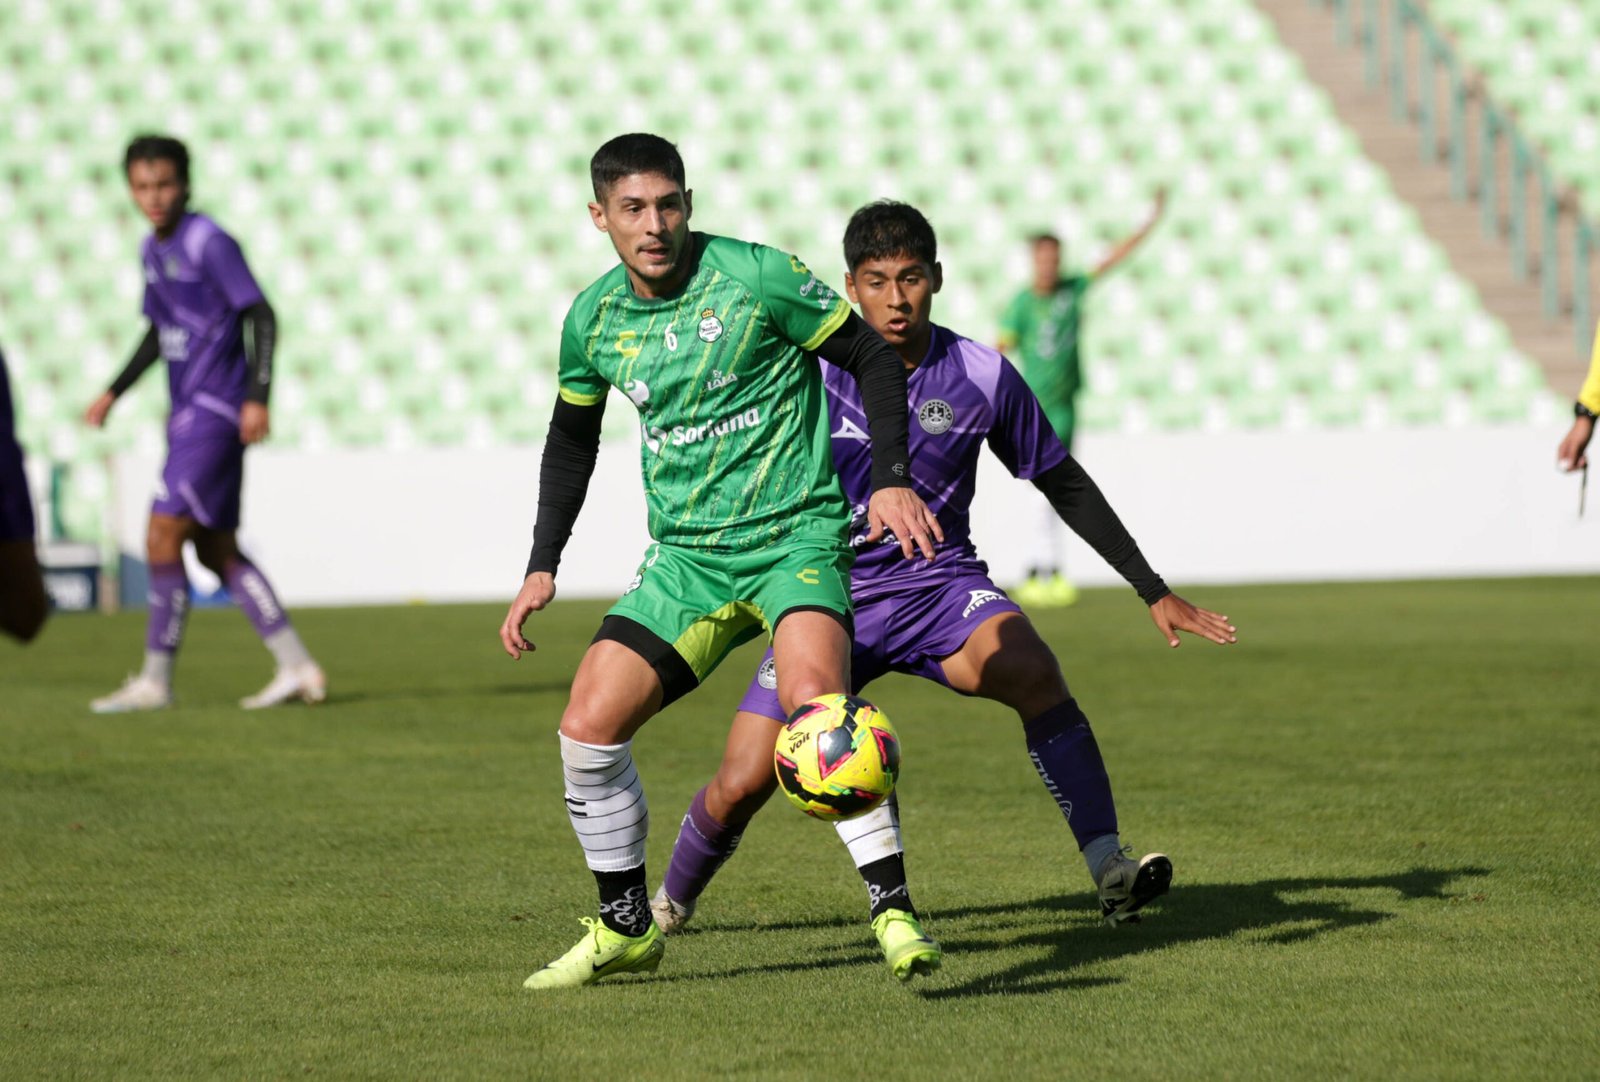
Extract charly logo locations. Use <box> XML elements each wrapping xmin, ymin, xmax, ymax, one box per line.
<box><xmin>698</xmin><ymin>307</ymin><xmax>724</xmax><ymax>343</ymax></box>
<box><xmin>757</xmin><ymin>657</ymin><xmax>777</xmax><ymax>690</ymax></box>
<box><xmin>918</xmin><ymin>398</ymin><xmax>955</xmax><ymax>434</ymax></box>
<box><xmin>704</xmin><ymin>369</ymin><xmax>738</xmax><ymax>392</ymax></box>
<box><xmin>962</xmin><ymin>589</ymin><xmax>1006</xmax><ymax>618</ymax></box>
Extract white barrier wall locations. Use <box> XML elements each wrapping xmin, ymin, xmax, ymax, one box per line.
<box><xmin>111</xmin><ymin>424</ymin><xmax>1598</xmax><ymax>605</ymax></box>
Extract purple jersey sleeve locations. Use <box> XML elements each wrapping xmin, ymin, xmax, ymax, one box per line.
<box><xmin>985</xmin><ymin>356</ymin><xmax>1070</xmax><ymax>480</ymax></box>
<box><xmin>198</xmin><ymin>231</ymin><xmax>265</xmax><ymax>312</ymax></box>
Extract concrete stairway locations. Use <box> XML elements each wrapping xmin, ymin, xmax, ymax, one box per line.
<box><xmin>1256</xmin><ymin>0</ymin><xmax>1590</xmax><ymax>396</ymax></box>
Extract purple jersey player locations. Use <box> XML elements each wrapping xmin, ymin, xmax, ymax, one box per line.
<box><xmin>651</xmin><ymin>202</ymin><xmax>1238</xmax><ymax>975</ymax></box>
<box><xmin>0</xmin><ymin>348</ymin><xmax>48</xmax><ymax>642</ymax></box>
<box><xmin>83</xmin><ymin>135</ymin><xmax>324</xmax><ymax>712</ymax></box>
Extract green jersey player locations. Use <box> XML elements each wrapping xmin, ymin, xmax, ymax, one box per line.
<box><xmin>499</xmin><ymin>134</ymin><xmax>941</xmax><ymax>990</ymax></box>
<box><xmin>999</xmin><ymin>190</ymin><xmax>1166</xmax><ymax>606</ymax></box>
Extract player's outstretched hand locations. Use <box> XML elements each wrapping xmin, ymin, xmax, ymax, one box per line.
<box><xmin>84</xmin><ymin>392</ymin><xmax>115</xmax><ymax>428</ymax></box>
<box><xmin>500</xmin><ymin>572</ymin><xmax>556</xmax><ymax>659</ymax></box>
<box><xmin>1149</xmin><ymin>593</ymin><xmax>1236</xmax><ymax>648</ymax></box>
<box><xmin>866</xmin><ymin>486</ymin><xmax>944</xmax><ymax>561</ymax></box>
<box><xmin>240</xmin><ymin>402</ymin><xmax>270</xmax><ymax>445</ymax></box>
<box><xmin>1556</xmin><ymin>416</ymin><xmax>1594</xmax><ymax>473</ymax></box>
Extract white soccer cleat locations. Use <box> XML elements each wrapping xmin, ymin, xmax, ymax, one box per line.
<box><xmin>1097</xmin><ymin>849</ymin><xmax>1173</xmax><ymax>926</ymax></box>
<box><xmin>649</xmin><ymin>885</ymin><xmax>696</xmax><ymax>934</ymax></box>
<box><xmin>240</xmin><ymin>661</ymin><xmax>328</xmax><ymax>709</ymax></box>
<box><xmin>90</xmin><ymin>674</ymin><xmax>173</xmax><ymax>714</ymax></box>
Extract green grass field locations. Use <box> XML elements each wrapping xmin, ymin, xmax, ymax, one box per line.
<box><xmin>3</xmin><ymin>578</ymin><xmax>1598</xmax><ymax>1079</ymax></box>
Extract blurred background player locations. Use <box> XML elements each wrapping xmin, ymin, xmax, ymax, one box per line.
<box><xmin>652</xmin><ymin>201</ymin><xmax>1236</xmax><ymax>974</ymax></box>
<box><xmin>1555</xmin><ymin>320</ymin><xmax>1599</xmax><ymax>475</ymax></box>
<box><xmin>1000</xmin><ymin>189</ymin><xmax>1167</xmax><ymax>606</ymax></box>
<box><xmin>0</xmin><ymin>347</ymin><xmax>48</xmax><ymax>643</ymax></box>
<box><xmin>84</xmin><ymin>135</ymin><xmax>324</xmax><ymax>712</ymax></box>
<box><xmin>500</xmin><ymin>135</ymin><xmax>939</xmax><ymax>990</ymax></box>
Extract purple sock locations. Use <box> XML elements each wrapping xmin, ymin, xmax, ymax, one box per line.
<box><xmin>224</xmin><ymin>558</ymin><xmax>290</xmax><ymax>639</ymax></box>
<box><xmin>662</xmin><ymin>787</ymin><xmax>746</xmax><ymax>904</ymax></box>
<box><xmin>1024</xmin><ymin>698</ymin><xmax>1119</xmax><ymax>849</ymax></box>
<box><xmin>145</xmin><ymin>561</ymin><xmax>190</xmax><ymax>656</ymax></box>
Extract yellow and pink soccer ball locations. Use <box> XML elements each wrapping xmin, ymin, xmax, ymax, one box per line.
<box><xmin>774</xmin><ymin>693</ymin><xmax>900</xmax><ymax>820</ymax></box>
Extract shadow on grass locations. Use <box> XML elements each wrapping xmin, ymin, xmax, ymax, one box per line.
<box><xmin>677</xmin><ymin>866</ymin><xmax>1488</xmax><ymax>997</ymax></box>
<box><xmin>913</xmin><ymin>865</ymin><xmax>1491</xmax><ymax>1000</ymax></box>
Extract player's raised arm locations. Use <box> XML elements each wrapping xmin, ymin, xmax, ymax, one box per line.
<box><xmin>813</xmin><ymin>311</ymin><xmax>943</xmax><ymax>560</ymax></box>
<box><xmin>86</xmin><ymin>323</ymin><xmax>161</xmax><ymax>427</ymax></box>
<box><xmin>501</xmin><ymin>394</ymin><xmax>607</xmax><ymax>658</ymax></box>
<box><xmin>1090</xmin><ymin>186</ymin><xmax>1168</xmax><ymax>279</ymax></box>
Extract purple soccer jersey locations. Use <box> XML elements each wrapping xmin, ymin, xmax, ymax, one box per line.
<box><xmin>738</xmin><ymin>324</ymin><xmax>1068</xmax><ymax>719</ymax></box>
<box><xmin>828</xmin><ymin>323</ymin><xmax>1068</xmax><ymax>598</ymax></box>
<box><xmin>140</xmin><ymin>212</ymin><xmax>265</xmax><ymax>440</ymax></box>
<box><xmin>0</xmin><ymin>350</ymin><xmax>37</xmax><ymax>541</ymax></box>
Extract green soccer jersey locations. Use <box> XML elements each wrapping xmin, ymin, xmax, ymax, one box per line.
<box><xmin>558</xmin><ymin>233</ymin><xmax>853</xmax><ymax>552</ymax></box>
<box><xmin>999</xmin><ymin>274</ymin><xmax>1093</xmax><ymax>429</ymax></box>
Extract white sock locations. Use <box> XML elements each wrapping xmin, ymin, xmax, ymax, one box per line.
<box><xmin>1084</xmin><ymin>833</ymin><xmax>1124</xmax><ymax>884</ymax></box>
<box><xmin>834</xmin><ymin>793</ymin><xmax>903</xmax><ymax>868</ymax></box>
<box><xmin>559</xmin><ymin>734</ymin><xmax>648</xmax><ymax>872</ymax></box>
<box><xmin>139</xmin><ymin>651</ymin><xmax>173</xmax><ymax>686</ymax></box>
<box><xmin>264</xmin><ymin>627</ymin><xmax>313</xmax><ymax>670</ymax></box>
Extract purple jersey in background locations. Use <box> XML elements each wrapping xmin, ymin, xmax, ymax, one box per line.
<box><xmin>824</xmin><ymin>324</ymin><xmax>1068</xmax><ymax>600</ymax></box>
<box><xmin>140</xmin><ymin>212</ymin><xmax>265</xmax><ymax>441</ymax></box>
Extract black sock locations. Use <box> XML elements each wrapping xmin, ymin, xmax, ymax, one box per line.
<box><xmin>595</xmin><ymin>866</ymin><xmax>651</xmax><ymax>937</ymax></box>
<box><xmin>859</xmin><ymin>854</ymin><xmax>915</xmax><ymax>920</ymax></box>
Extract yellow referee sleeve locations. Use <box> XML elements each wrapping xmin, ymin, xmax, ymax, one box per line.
<box><xmin>1580</xmin><ymin>323</ymin><xmax>1600</xmax><ymax>416</ymax></box>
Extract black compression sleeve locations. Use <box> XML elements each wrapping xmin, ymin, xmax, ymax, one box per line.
<box><xmin>813</xmin><ymin>311</ymin><xmax>912</xmax><ymax>489</ymax></box>
<box><xmin>241</xmin><ymin>300</ymin><xmax>277</xmax><ymax>405</ymax></box>
<box><xmin>108</xmin><ymin>324</ymin><xmax>160</xmax><ymax>397</ymax></box>
<box><xmin>1031</xmin><ymin>457</ymin><xmax>1170</xmax><ymax>605</ymax></box>
<box><xmin>526</xmin><ymin>396</ymin><xmax>605</xmax><ymax>577</ymax></box>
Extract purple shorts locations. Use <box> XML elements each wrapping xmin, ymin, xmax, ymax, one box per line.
<box><xmin>152</xmin><ymin>437</ymin><xmax>244</xmax><ymax>531</ymax></box>
<box><xmin>0</xmin><ymin>438</ymin><xmax>34</xmax><ymax>541</ymax></box>
<box><xmin>736</xmin><ymin>571</ymin><xmax>1023</xmax><ymax>721</ymax></box>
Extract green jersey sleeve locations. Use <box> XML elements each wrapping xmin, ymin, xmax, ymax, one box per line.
<box><xmin>556</xmin><ymin>303</ymin><xmax>609</xmax><ymax>407</ymax></box>
<box><xmin>755</xmin><ymin>245</ymin><xmax>851</xmax><ymax>352</ymax></box>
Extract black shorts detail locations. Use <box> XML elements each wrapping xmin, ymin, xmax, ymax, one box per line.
<box><xmin>592</xmin><ymin>614</ymin><xmax>700</xmax><ymax>709</ymax></box>
<box><xmin>773</xmin><ymin>604</ymin><xmax>855</xmax><ymax>641</ymax></box>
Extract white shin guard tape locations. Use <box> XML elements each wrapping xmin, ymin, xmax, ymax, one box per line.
<box><xmin>833</xmin><ymin>792</ymin><xmax>903</xmax><ymax>869</ymax></box>
<box><xmin>559</xmin><ymin>734</ymin><xmax>649</xmax><ymax>872</ymax></box>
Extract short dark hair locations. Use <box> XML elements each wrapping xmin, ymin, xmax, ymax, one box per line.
<box><xmin>1030</xmin><ymin>232</ymin><xmax>1062</xmax><ymax>248</ymax></box>
<box><xmin>124</xmin><ymin>134</ymin><xmax>190</xmax><ymax>184</ymax></box>
<box><xmin>589</xmin><ymin>133</ymin><xmax>686</xmax><ymax>202</ymax></box>
<box><xmin>843</xmin><ymin>200</ymin><xmax>938</xmax><ymax>273</ymax></box>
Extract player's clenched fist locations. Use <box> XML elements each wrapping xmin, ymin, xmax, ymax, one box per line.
<box><xmin>501</xmin><ymin>571</ymin><xmax>556</xmax><ymax>659</ymax></box>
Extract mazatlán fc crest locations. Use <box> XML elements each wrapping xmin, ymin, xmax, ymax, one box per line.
<box><xmin>918</xmin><ymin>398</ymin><xmax>955</xmax><ymax>435</ymax></box>
<box><xmin>757</xmin><ymin>656</ymin><xmax>778</xmax><ymax>689</ymax></box>
<box><xmin>698</xmin><ymin>308</ymin><xmax>724</xmax><ymax>343</ymax></box>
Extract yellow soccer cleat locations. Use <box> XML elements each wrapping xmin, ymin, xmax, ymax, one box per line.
<box><xmin>522</xmin><ymin>918</ymin><xmax>664</xmax><ymax>990</ymax></box>
<box><xmin>871</xmin><ymin>908</ymin><xmax>942</xmax><ymax>982</ymax></box>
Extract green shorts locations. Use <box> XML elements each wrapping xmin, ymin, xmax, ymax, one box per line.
<box><xmin>606</xmin><ymin>537</ymin><xmax>854</xmax><ymax>684</ymax></box>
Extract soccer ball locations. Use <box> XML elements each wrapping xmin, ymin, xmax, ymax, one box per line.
<box><xmin>774</xmin><ymin>693</ymin><xmax>900</xmax><ymax>820</ymax></box>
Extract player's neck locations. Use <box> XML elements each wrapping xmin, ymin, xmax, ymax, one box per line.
<box><xmin>151</xmin><ymin>209</ymin><xmax>187</xmax><ymax>242</ymax></box>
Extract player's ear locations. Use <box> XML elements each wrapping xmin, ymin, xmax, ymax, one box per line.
<box><xmin>843</xmin><ymin>271</ymin><xmax>859</xmax><ymax>305</ymax></box>
<box><xmin>683</xmin><ymin>188</ymin><xmax>693</xmax><ymax>221</ymax></box>
<box><xmin>931</xmin><ymin>262</ymin><xmax>943</xmax><ymax>294</ymax></box>
<box><xmin>587</xmin><ymin>200</ymin><xmax>608</xmax><ymax>233</ymax></box>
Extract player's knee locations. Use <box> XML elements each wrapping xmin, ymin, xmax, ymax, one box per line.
<box><xmin>707</xmin><ymin>765</ymin><xmax>775</xmax><ymax>824</ymax></box>
<box><xmin>777</xmin><ymin>673</ymin><xmax>835</xmax><ymax>717</ymax></box>
<box><xmin>987</xmin><ymin>647</ymin><xmax>1069</xmax><ymax>718</ymax></box>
